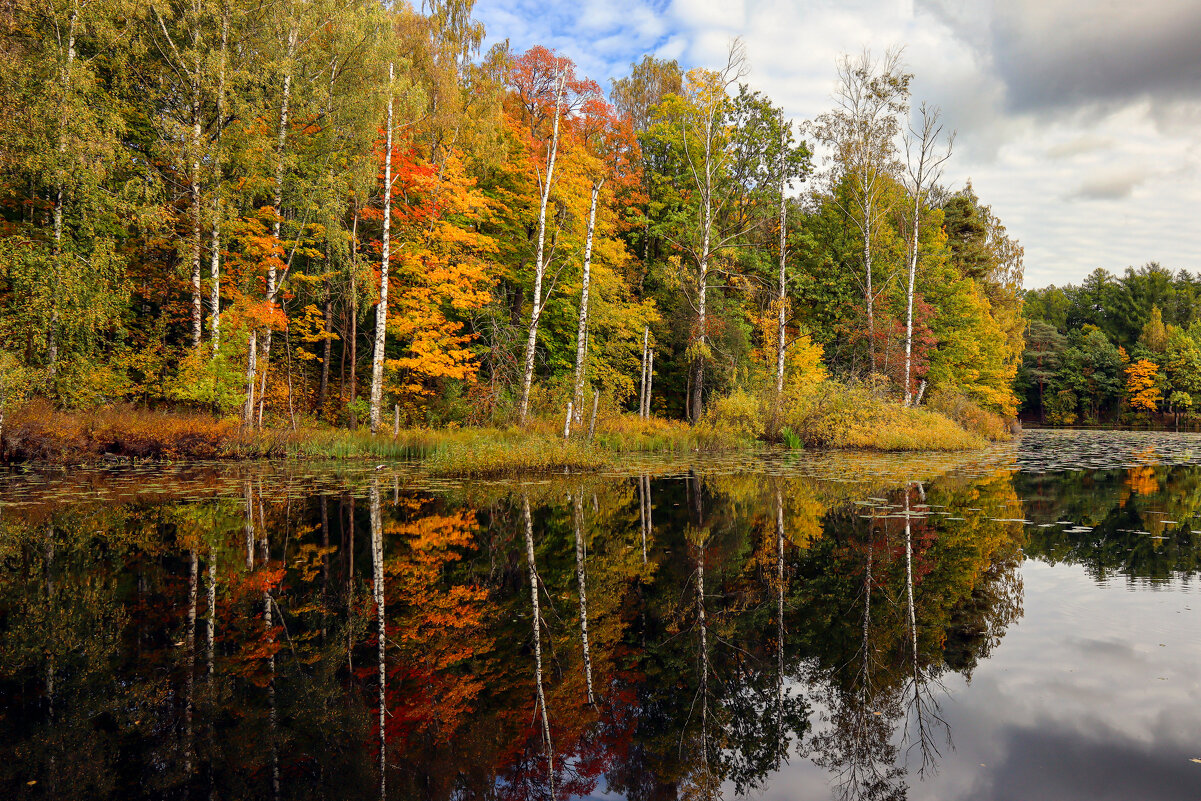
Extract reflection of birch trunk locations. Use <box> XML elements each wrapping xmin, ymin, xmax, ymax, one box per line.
<box><xmin>638</xmin><ymin>474</ymin><xmax>649</xmax><ymax>563</ymax></box>
<box><xmin>207</xmin><ymin>548</ymin><xmax>216</xmax><ymax>678</ymax></box>
<box><xmin>522</xmin><ymin>494</ymin><xmax>554</xmax><ymax>798</ymax></box>
<box><xmin>370</xmin><ymin>480</ymin><xmax>386</xmax><ymax>800</ymax></box>
<box><xmin>320</xmin><ymin>495</ymin><xmax>329</xmax><ymax>640</ymax></box>
<box><xmin>186</xmin><ymin>550</ymin><xmax>198</xmax><ymax>775</ymax></box>
<box><xmin>260</xmin><ymin>506</ymin><xmax>279</xmax><ymax>801</ymax></box>
<box><xmin>697</xmin><ymin>533</ymin><xmax>709</xmax><ymax>777</ymax></box>
<box><xmin>45</xmin><ymin>528</ymin><xmax>55</xmax><ymax>719</ymax></box>
<box><xmin>776</xmin><ymin>488</ymin><xmax>786</xmax><ymax>763</ymax></box>
<box><xmin>572</xmin><ymin>492</ymin><xmax>595</xmax><ymax>704</ymax></box>
<box><xmin>903</xmin><ymin>484</ymin><xmax>946</xmax><ymax>775</ymax></box>
<box><xmin>692</xmin><ymin>474</ymin><xmax>710</xmax><ymax>778</ymax></box>
<box><xmin>347</xmin><ymin>494</ymin><xmax>356</xmax><ymax>675</ymax></box>
<box><xmin>244</xmin><ymin>482</ymin><xmax>255</xmax><ymax>570</ymax></box>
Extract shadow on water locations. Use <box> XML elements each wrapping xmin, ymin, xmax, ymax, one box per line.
<box><xmin>0</xmin><ymin>430</ymin><xmax>1198</xmax><ymax>799</ymax></box>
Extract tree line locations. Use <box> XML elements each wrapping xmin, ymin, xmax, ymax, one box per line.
<box><xmin>0</xmin><ymin>0</ymin><xmax>1025</xmax><ymax>433</ymax></box>
<box><xmin>1021</xmin><ymin>263</ymin><xmax>1201</xmax><ymax>425</ymax></box>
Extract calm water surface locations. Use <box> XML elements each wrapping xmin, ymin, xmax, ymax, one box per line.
<box><xmin>1</xmin><ymin>430</ymin><xmax>1199</xmax><ymax>799</ymax></box>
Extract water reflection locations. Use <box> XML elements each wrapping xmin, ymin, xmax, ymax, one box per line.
<box><xmin>0</xmin><ymin>447</ymin><xmax>1198</xmax><ymax>799</ymax></box>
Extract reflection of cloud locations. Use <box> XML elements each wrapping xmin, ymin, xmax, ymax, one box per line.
<box><xmin>972</xmin><ymin>721</ymin><xmax>1201</xmax><ymax>801</ymax></box>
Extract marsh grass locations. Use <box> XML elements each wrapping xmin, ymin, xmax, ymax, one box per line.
<box><xmin>706</xmin><ymin>380</ymin><xmax>994</xmax><ymax>451</ymax></box>
<box><xmin>2</xmin><ymin>381</ymin><xmax>997</xmax><ymax>468</ymax></box>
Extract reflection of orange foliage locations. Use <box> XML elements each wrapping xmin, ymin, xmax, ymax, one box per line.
<box><xmin>1126</xmin><ymin>464</ymin><xmax>1159</xmax><ymax>497</ymax></box>
<box><xmin>383</xmin><ymin>505</ymin><xmax>492</xmax><ymax>748</ymax></box>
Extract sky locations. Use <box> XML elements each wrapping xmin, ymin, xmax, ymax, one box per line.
<box><xmin>471</xmin><ymin>0</ymin><xmax>1201</xmax><ymax>289</ymax></box>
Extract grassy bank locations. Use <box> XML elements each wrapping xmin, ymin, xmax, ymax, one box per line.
<box><xmin>706</xmin><ymin>380</ymin><xmax>1010</xmax><ymax>451</ymax></box>
<box><xmin>1</xmin><ymin>384</ymin><xmax>1007</xmax><ymax>474</ymax></box>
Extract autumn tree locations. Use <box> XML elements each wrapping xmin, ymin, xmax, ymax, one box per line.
<box><xmin>813</xmin><ymin>49</ymin><xmax>910</xmax><ymax>374</ymax></box>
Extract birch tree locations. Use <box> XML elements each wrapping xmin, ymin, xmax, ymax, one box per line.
<box><xmin>368</xmin><ymin>62</ymin><xmax>395</xmax><ymax>433</ymax></box>
<box><xmin>570</xmin><ymin>98</ymin><xmax>634</xmax><ymax>423</ymax></box>
<box><xmin>902</xmin><ymin>103</ymin><xmax>952</xmax><ymax>405</ymax></box>
<box><xmin>652</xmin><ymin>41</ymin><xmax>747</xmax><ymax>423</ymax></box>
<box><xmin>508</xmin><ymin>47</ymin><xmax>599</xmax><ymax>425</ymax></box>
<box><xmin>813</xmin><ymin>49</ymin><xmax>910</xmax><ymax>373</ymax></box>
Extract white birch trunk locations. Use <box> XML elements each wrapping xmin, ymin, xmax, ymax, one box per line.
<box><xmin>189</xmin><ymin>19</ymin><xmax>203</xmax><ymax>351</ymax></box>
<box><xmin>369</xmin><ymin>63</ymin><xmax>394</xmax><ymax>433</ymax></box>
<box><xmin>209</xmin><ymin>10</ymin><xmax>228</xmax><ymax>355</ymax></box>
<box><xmin>776</xmin><ymin>145</ymin><xmax>789</xmax><ymax>395</ymax></box>
<box><xmin>863</xmin><ymin>214</ymin><xmax>875</xmax><ymax>373</ymax></box>
<box><xmin>638</xmin><ymin>326</ymin><xmax>648</xmax><ymax>419</ymax></box>
<box><xmin>518</xmin><ymin>74</ymin><xmax>565</xmax><ymax>426</ymax></box>
<box><xmin>645</xmin><ymin>349</ymin><xmax>654</xmax><ymax>418</ymax></box>
<box><xmin>904</xmin><ymin>190</ymin><xmax>920</xmax><ymax>405</ymax></box>
<box><xmin>692</xmin><ymin>198</ymin><xmax>711</xmax><ymax>425</ymax></box>
<box><xmin>572</xmin><ymin>180</ymin><xmax>601</xmax><ymax>423</ymax></box>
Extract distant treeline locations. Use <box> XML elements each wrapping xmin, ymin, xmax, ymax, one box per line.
<box><xmin>1021</xmin><ymin>263</ymin><xmax>1201</xmax><ymax>425</ymax></box>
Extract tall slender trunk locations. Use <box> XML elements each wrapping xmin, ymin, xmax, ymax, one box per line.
<box><xmin>645</xmin><ymin>349</ymin><xmax>653</xmax><ymax>418</ymax></box>
<box><xmin>776</xmin><ymin>148</ymin><xmax>789</xmax><ymax>395</ymax></box>
<box><xmin>255</xmin><ymin>24</ymin><xmax>297</xmax><ymax>426</ymax></box>
<box><xmin>904</xmin><ymin>189</ymin><xmax>920</xmax><ymax>405</ymax></box>
<box><xmin>572</xmin><ymin>493</ymin><xmax>595</xmax><ymax>705</ymax></box>
<box><xmin>189</xmin><ymin>55</ymin><xmax>203</xmax><ymax>350</ymax></box>
<box><xmin>691</xmin><ymin>159</ymin><xmax>706</xmax><ymax>429</ymax></box>
<box><xmin>209</xmin><ymin>9</ymin><xmax>228</xmax><ymax>355</ymax></box>
<box><xmin>370</xmin><ymin>479</ymin><xmax>386</xmax><ymax>798</ymax></box>
<box><xmin>863</xmin><ymin>216</ymin><xmax>875</xmax><ymax>373</ymax></box>
<box><xmin>349</xmin><ymin>210</ymin><xmax>359</xmax><ymax>429</ymax></box>
<box><xmin>48</xmin><ymin>0</ymin><xmax>79</xmax><ymax>378</ymax></box>
<box><xmin>319</xmin><ymin>278</ymin><xmax>332</xmax><ymax>410</ymax></box>
<box><xmin>638</xmin><ymin>326</ymin><xmax>648</xmax><ymax>419</ymax></box>
<box><xmin>369</xmin><ymin>63</ymin><xmax>394</xmax><ymax>433</ymax></box>
<box><xmin>572</xmin><ymin>180</ymin><xmax>602</xmax><ymax>423</ymax></box>
<box><xmin>518</xmin><ymin>74</ymin><xmax>566</xmax><ymax>426</ymax></box>
<box><xmin>522</xmin><ymin>495</ymin><xmax>554</xmax><ymax>798</ymax></box>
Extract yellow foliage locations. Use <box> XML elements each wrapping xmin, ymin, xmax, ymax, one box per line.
<box><xmin>1125</xmin><ymin>358</ymin><xmax>1161</xmax><ymax>413</ymax></box>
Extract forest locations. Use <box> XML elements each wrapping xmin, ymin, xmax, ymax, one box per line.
<box><xmin>1021</xmin><ymin>264</ymin><xmax>1201</xmax><ymax>426</ymax></box>
<box><xmin>0</xmin><ymin>0</ymin><xmax>1027</xmax><ymax>457</ymax></box>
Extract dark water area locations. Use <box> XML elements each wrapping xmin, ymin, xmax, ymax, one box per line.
<box><xmin>1</xmin><ymin>431</ymin><xmax>1198</xmax><ymax>800</ymax></box>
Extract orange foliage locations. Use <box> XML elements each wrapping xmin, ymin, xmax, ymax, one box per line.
<box><xmin>1125</xmin><ymin>358</ymin><xmax>1162</xmax><ymax>413</ymax></box>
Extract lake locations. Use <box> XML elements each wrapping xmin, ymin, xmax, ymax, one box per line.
<box><xmin>1</xmin><ymin>429</ymin><xmax>1199</xmax><ymax>799</ymax></box>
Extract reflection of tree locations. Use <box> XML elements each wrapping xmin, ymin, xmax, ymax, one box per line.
<box><xmin>1019</xmin><ymin>466</ymin><xmax>1201</xmax><ymax>582</ymax></box>
<box><xmin>0</xmin><ymin>465</ymin><xmax>1034</xmax><ymax>800</ymax></box>
<box><xmin>900</xmin><ymin>484</ymin><xmax>948</xmax><ymax>777</ymax></box>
